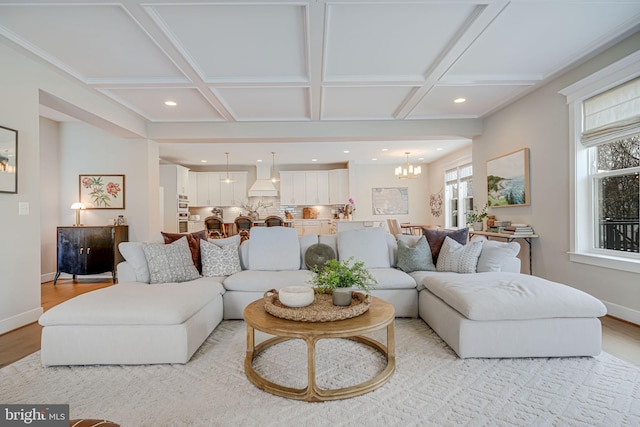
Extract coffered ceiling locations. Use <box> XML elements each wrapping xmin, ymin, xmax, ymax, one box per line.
<box><xmin>1</xmin><ymin>0</ymin><xmax>639</xmax><ymax>166</ymax></box>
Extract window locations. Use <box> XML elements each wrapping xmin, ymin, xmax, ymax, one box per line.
<box><xmin>561</xmin><ymin>51</ymin><xmax>640</xmax><ymax>273</ymax></box>
<box><xmin>444</xmin><ymin>163</ymin><xmax>473</xmax><ymax>228</ymax></box>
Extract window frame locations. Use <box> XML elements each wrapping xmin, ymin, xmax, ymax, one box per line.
<box><xmin>561</xmin><ymin>50</ymin><xmax>640</xmax><ymax>274</ymax></box>
<box><xmin>444</xmin><ymin>162</ymin><xmax>473</xmax><ymax>229</ymax></box>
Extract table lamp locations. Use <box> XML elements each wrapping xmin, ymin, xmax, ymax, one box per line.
<box><xmin>70</xmin><ymin>202</ymin><xmax>85</xmax><ymax>226</ymax></box>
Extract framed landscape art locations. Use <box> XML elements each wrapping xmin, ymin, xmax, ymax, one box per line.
<box><xmin>79</xmin><ymin>174</ymin><xmax>125</xmax><ymax>209</ymax></box>
<box><xmin>486</xmin><ymin>148</ymin><xmax>530</xmax><ymax>207</ymax></box>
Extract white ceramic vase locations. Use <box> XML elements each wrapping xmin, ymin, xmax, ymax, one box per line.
<box><xmin>473</xmin><ymin>221</ymin><xmax>483</xmax><ymax>231</ymax></box>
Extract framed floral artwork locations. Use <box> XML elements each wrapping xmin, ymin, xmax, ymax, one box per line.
<box><xmin>79</xmin><ymin>174</ymin><xmax>125</xmax><ymax>209</ymax></box>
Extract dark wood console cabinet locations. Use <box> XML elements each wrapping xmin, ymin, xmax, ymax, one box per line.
<box><xmin>55</xmin><ymin>225</ymin><xmax>128</xmax><ymax>284</ymax></box>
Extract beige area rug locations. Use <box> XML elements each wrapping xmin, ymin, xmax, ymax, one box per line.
<box><xmin>1</xmin><ymin>319</ymin><xmax>639</xmax><ymax>427</ymax></box>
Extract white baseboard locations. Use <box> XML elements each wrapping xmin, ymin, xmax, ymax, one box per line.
<box><xmin>603</xmin><ymin>300</ymin><xmax>640</xmax><ymax>326</ymax></box>
<box><xmin>0</xmin><ymin>307</ymin><xmax>43</xmax><ymax>335</ymax></box>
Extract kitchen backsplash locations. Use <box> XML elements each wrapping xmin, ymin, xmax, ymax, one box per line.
<box><xmin>188</xmin><ymin>197</ymin><xmax>341</xmax><ymax>220</ymax></box>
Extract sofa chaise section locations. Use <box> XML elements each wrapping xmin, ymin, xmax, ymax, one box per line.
<box><xmin>40</xmin><ymin>279</ymin><xmax>224</xmax><ymax>366</ymax></box>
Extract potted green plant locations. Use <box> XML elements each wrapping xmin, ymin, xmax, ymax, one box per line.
<box><xmin>308</xmin><ymin>257</ymin><xmax>377</xmax><ymax>306</ymax></box>
<box><xmin>466</xmin><ymin>204</ymin><xmax>488</xmax><ymax>231</ymax></box>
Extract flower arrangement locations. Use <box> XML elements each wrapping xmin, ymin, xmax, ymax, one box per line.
<box><xmin>308</xmin><ymin>257</ymin><xmax>377</xmax><ymax>294</ymax></box>
<box><xmin>344</xmin><ymin>198</ymin><xmax>355</xmax><ymax>216</ymax></box>
<box><xmin>466</xmin><ymin>204</ymin><xmax>488</xmax><ymax>224</ymax></box>
<box><xmin>239</xmin><ymin>199</ymin><xmax>273</xmax><ymax>219</ymax></box>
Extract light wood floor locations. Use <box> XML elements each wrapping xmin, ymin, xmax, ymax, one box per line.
<box><xmin>1</xmin><ymin>279</ymin><xmax>639</xmax><ymax>369</ymax></box>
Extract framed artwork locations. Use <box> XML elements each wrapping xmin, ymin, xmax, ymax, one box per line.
<box><xmin>79</xmin><ymin>174</ymin><xmax>125</xmax><ymax>209</ymax></box>
<box><xmin>486</xmin><ymin>148</ymin><xmax>530</xmax><ymax>207</ymax></box>
<box><xmin>0</xmin><ymin>125</ymin><xmax>18</xmax><ymax>194</ymax></box>
<box><xmin>372</xmin><ymin>187</ymin><xmax>408</xmax><ymax>215</ymax></box>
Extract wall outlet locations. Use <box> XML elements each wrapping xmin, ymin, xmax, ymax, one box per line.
<box><xmin>18</xmin><ymin>202</ymin><xmax>29</xmax><ymax>216</ymax></box>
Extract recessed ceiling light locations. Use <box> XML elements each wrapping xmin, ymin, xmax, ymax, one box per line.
<box><xmin>311</xmin><ymin>158</ymin><xmax>318</xmax><ymax>162</ymax></box>
<box><xmin>454</xmin><ymin>98</ymin><xmax>466</xmax><ymax>103</ymax></box>
<box><xmin>372</xmin><ymin>158</ymin><xmax>378</xmax><ymax>161</ymax></box>
<box><xmin>257</xmin><ymin>159</ymin><xmax>262</xmax><ymax>162</ymax></box>
<box><xmin>164</xmin><ymin>100</ymin><xmax>177</xmax><ymax>106</ymax></box>
<box><xmin>343</xmin><ymin>150</ymin><xmax>350</xmax><ymax>154</ymax></box>
<box><xmin>419</xmin><ymin>157</ymin><xmax>424</xmax><ymax>161</ymax></box>
<box><xmin>200</xmin><ymin>160</ymin><xmax>207</xmax><ymax>163</ymax></box>
<box><xmin>381</xmin><ymin>148</ymin><xmax>388</xmax><ymax>152</ymax></box>
<box><xmin>436</xmin><ymin>147</ymin><xmax>443</xmax><ymax>151</ymax></box>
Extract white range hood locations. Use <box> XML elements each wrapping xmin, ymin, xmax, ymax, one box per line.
<box><xmin>248</xmin><ymin>163</ymin><xmax>278</xmax><ymax>197</ymax></box>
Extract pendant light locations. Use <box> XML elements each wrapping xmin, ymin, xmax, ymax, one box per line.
<box><xmin>395</xmin><ymin>152</ymin><xmax>422</xmax><ymax>179</ymax></box>
<box><xmin>221</xmin><ymin>152</ymin><xmax>236</xmax><ymax>183</ymax></box>
<box><xmin>270</xmin><ymin>152</ymin><xmax>280</xmax><ymax>183</ymax></box>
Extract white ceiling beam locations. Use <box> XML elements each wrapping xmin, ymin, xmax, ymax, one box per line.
<box><xmin>396</xmin><ymin>1</ymin><xmax>510</xmax><ymax>119</ymax></box>
<box><xmin>121</xmin><ymin>1</ymin><xmax>235</xmax><ymax>121</ymax></box>
<box><xmin>147</xmin><ymin>118</ymin><xmax>482</xmax><ymax>142</ymax></box>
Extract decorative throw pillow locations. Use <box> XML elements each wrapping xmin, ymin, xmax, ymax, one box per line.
<box><xmin>396</xmin><ymin>236</ymin><xmax>435</xmax><ymax>273</ymax></box>
<box><xmin>304</xmin><ymin>243</ymin><xmax>337</xmax><ymax>270</ymax></box>
<box><xmin>143</xmin><ymin>237</ymin><xmax>200</xmax><ymax>284</ymax></box>
<box><xmin>161</xmin><ymin>230</ymin><xmax>207</xmax><ymax>272</ymax></box>
<box><xmin>424</xmin><ymin>227</ymin><xmax>469</xmax><ymax>264</ymax></box>
<box><xmin>118</xmin><ymin>242</ymin><xmax>151</xmax><ymax>283</ymax></box>
<box><xmin>436</xmin><ymin>236</ymin><xmax>483</xmax><ymax>273</ymax></box>
<box><xmin>474</xmin><ymin>237</ymin><xmax>521</xmax><ymax>272</ymax></box>
<box><xmin>200</xmin><ymin>239</ymin><xmax>241</xmax><ymax>277</ymax></box>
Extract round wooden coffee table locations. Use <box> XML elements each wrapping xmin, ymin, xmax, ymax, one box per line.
<box><xmin>244</xmin><ymin>296</ymin><xmax>395</xmax><ymax>402</ymax></box>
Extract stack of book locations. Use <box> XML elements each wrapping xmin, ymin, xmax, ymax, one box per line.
<box><xmin>502</xmin><ymin>224</ymin><xmax>535</xmax><ymax>237</ymax></box>
<box><xmin>486</xmin><ymin>220</ymin><xmax>511</xmax><ymax>233</ymax></box>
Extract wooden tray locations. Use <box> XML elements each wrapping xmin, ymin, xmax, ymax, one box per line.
<box><xmin>263</xmin><ymin>289</ymin><xmax>371</xmax><ymax>322</ymax></box>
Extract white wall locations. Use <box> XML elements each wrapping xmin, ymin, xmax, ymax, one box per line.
<box><xmin>351</xmin><ymin>163</ymin><xmax>431</xmax><ymax>226</ymax></box>
<box><xmin>472</xmin><ymin>32</ymin><xmax>640</xmax><ymax>323</ymax></box>
<box><xmin>39</xmin><ymin>117</ymin><xmax>60</xmax><ymax>279</ymax></box>
<box><xmin>0</xmin><ymin>38</ymin><xmax>148</xmax><ymax>334</ymax></box>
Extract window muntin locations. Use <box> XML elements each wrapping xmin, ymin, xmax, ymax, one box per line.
<box><xmin>445</xmin><ymin>163</ymin><xmax>473</xmax><ymax>229</ymax></box>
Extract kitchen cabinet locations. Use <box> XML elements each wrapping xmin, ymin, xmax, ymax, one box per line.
<box><xmin>55</xmin><ymin>226</ymin><xmax>128</xmax><ymax>284</ymax></box>
<box><xmin>329</xmin><ymin>169</ymin><xmax>349</xmax><ymax>205</ymax></box>
<box><xmin>280</xmin><ymin>171</ymin><xmax>306</xmax><ymax>205</ymax></box>
<box><xmin>220</xmin><ymin>172</ymin><xmax>247</xmax><ymax>206</ymax></box>
<box><xmin>160</xmin><ymin>164</ymin><xmax>190</xmax><ymax>196</ymax></box>
<box><xmin>187</xmin><ymin>172</ymin><xmax>198</xmax><ymax>203</ymax></box>
<box><xmin>305</xmin><ymin>171</ymin><xmax>329</xmax><ymax>205</ymax></box>
<box><xmin>320</xmin><ymin>219</ymin><xmax>333</xmax><ymax>235</ymax></box>
<box><xmin>194</xmin><ymin>172</ymin><xmax>220</xmax><ymax>207</ymax></box>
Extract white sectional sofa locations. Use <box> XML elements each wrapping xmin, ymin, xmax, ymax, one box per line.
<box><xmin>39</xmin><ymin>226</ymin><xmax>607</xmax><ymax>366</ymax></box>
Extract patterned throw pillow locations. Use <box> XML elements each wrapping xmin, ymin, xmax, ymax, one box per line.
<box><xmin>143</xmin><ymin>237</ymin><xmax>200</xmax><ymax>284</ymax></box>
<box><xmin>423</xmin><ymin>227</ymin><xmax>469</xmax><ymax>264</ymax></box>
<box><xmin>161</xmin><ymin>230</ymin><xmax>207</xmax><ymax>272</ymax></box>
<box><xmin>436</xmin><ymin>236</ymin><xmax>483</xmax><ymax>273</ymax></box>
<box><xmin>396</xmin><ymin>236</ymin><xmax>435</xmax><ymax>273</ymax></box>
<box><xmin>200</xmin><ymin>239</ymin><xmax>242</xmax><ymax>277</ymax></box>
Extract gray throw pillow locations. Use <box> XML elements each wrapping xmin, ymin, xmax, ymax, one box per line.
<box><xmin>200</xmin><ymin>239</ymin><xmax>241</xmax><ymax>277</ymax></box>
<box><xmin>397</xmin><ymin>235</ymin><xmax>435</xmax><ymax>272</ymax></box>
<box><xmin>304</xmin><ymin>243</ymin><xmax>336</xmax><ymax>270</ymax></box>
<box><xmin>436</xmin><ymin>236</ymin><xmax>483</xmax><ymax>273</ymax></box>
<box><xmin>143</xmin><ymin>237</ymin><xmax>200</xmax><ymax>284</ymax></box>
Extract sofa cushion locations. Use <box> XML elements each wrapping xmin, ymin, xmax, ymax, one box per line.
<box><xmin>337</xmin><ymin>228</ymin><xmax>390</xmax><ymax>268</ymax></box>
<box><xmin>118</xmin><ymin>242</ymin><xmax>150</xmax><ymax>283</ymax></box>
<box><xmin>39</xmin><ymin>280</ymin><xmax>224</xmax><ymax>326</ymax></box>
<box><xmin>143</xmin><ymin>237</ymin><xmax>200</xmax><ymax>284</ymax></box>
<box><xmin>436</xmin><ymin>237</ymin><xmax>483</xmax><ymax>273</ymax></box>
<box><xmin>248</xmin><ymin>227</ymin><xmax>301</xmax><ymax>271</ymax></box>
<box><xmin>367</xmin><ymin>268</ymin><xmax>417</xmax><ymax>290</ymax></box>
<box><xmin>424</xmin><ymin>227</ymin><xmax>468</xmax><ymax>264</ymax></box>
<box><xmin>396</xmin><ymin>235</ymin><xmax>435</xmax><ymax>273</ymax></box>
<box><xmin>472</xmin><ymin>236</ymin><xmax>521</xmax><ymax>272</ymax></box>
<box><xmin>421</xmin><ymin>272</ymin><xmax>607</xmax><ymax>321</ymax></box>
<box><xmin>161</xmin><ymin>230</ymin><xmax>207</xmax><ymax>272</ymax></box>
<box><xmin>200</xmin><ymin>239</ymin><xmax>241</xmax><ymax>277</ymax></box>
<box><xmin>223</xmin><ymin>269</ymin><xmax>315</xmax><ymax>292</ymax></box>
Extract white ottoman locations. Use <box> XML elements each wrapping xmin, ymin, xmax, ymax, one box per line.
<box><xmin>418</xmin><ymin>272</ymin><xmax>607</xmax><ymax>358</ymax></box>
<box><xmin>39</xmin><ymin>279</ymin><xmax>225</xmax><ymax>366</ymax></box>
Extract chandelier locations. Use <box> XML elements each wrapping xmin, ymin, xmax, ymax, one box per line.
<box><xmin>395</xmin><ymin>152</ymin><xmax>422</xmax><ymax>179</ymax></box>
